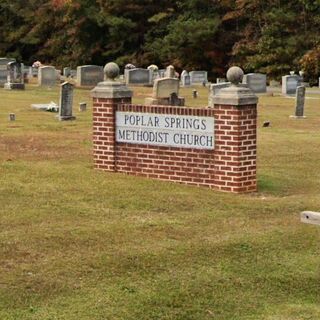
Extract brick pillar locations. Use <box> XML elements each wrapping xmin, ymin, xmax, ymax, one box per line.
<box><xmin>212</xmin><ymin>67</ymin><xmax>258</xmax><ymax>193</ymax></box>
<box><xmin>91</xmin><ymin>63</ymin><xmax>132</xmax><ymax>172</ymax></box>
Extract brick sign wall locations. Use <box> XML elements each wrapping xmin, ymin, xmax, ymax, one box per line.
<box><xmin>92</xmin><ymin>98</ymin><xmax>257</xmax><ymax>193</ymax></box>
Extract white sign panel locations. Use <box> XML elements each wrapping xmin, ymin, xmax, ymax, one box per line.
<box><xmin>116</xmin><ymin>112</ymin><xmax>214</xmax><ymax>150</ymax></box>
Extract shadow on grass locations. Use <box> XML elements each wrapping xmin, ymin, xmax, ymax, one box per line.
<box><xmin>258</xmin><ymin>174</ymin><xmax>283</xmax><ymax>195</ymax></box>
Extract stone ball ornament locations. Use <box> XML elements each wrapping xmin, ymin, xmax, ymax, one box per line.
<box><xmin>226</xmin><ymin>66</ymin><xmax>244</xmax><ymax>85</ymax></box>
<box><xmin>104</xmin><ymin>62</ymin><xmax>120</xmax><ymax>81</ymax></box>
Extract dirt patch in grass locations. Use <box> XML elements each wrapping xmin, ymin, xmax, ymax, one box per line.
<box><xmin>0</xmin><ymin>132</ymin><xmax>91</xmax><ymax>162</ymax></box>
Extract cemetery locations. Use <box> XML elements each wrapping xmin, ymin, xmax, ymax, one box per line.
<box><xmin>0</xmin><ymin>61</ymin><xmax>320</xmax><ymax>319</ymax></box>
<box><xmin>1</xmin><ymin>1</ymin><xmax>320</xmax><ymax>319</ymax></box>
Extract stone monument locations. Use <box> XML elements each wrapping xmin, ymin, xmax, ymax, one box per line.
<box><xmin>63</xmin><ymin>67</ymin><xmax>71</xmax><ymax>77</ymax></box>
<box><xmin>190</xmin><ymin>71</ymin><xmax>208</xmax><ymax>85</ymax></box>
<box><xmin>38</xmin><ymin>66</ymin><xmax>56</xmax><ymax>86</ymax></box>
<box><xmin>145</xmin><ymin>77</ymin><xmax>185</xmax><ymax>106</ymax></box>
<box><xmin>242</xmin><ymin>73</ymin><xmax>267</xmax><ymax>93</ymax></box>
<box><xmin>58</xmin><ymin>82</ymin><xmax>76</xmax><ymax>121</ymax></box>
<box><xmin>282</xmin><ymin>74</ymin><xmax>300</xmax><ymax>95</ymax></box>
<box><xmin>4</xmin><ymin>61</ymin><xmax>25</xmax><ymax>90</ymax></box>
<box><xmin>290</xmin><ymin>86</ymin><xmax>306</xmax><ymax>119</ymax></box>
<box><xmin>181</xmin><ymin>70</ymin><xmax>191</xmax><ymax>87</ymax></box>
<box><xmin>165</xmin><ymin>65</ymin><xmax>176</xmax><ymax>78</ymax></box>
<box><xmin>125</xmin><ymin>68</ymin><xmax>152</xmax><ymax>86</ymax></box>
<box><xmin>0</xmin><ymin>57</ymin><xmax>16</xmax><ymax>86</ymax></box>
<box><xmin>76</xmin><ymin>65</ymin><xmax>104</xmax><ymax>87</ymax></box>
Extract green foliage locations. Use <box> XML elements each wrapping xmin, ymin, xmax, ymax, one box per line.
<box><xmin>0</xmin><ymin>0</ymin><xmax>319</xmax><ymax>80</ymax></box>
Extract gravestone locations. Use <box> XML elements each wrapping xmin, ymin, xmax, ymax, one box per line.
<box><xmin>158</xmin><ymin>69</ymin><xmax>165</xmax><ymax>78</ymax></box>
<box><xmin>181</xmin><ymin>70</ymin><xmax>191</xmax><ymax>87</ymax></box>
<box><xmin>242</xmin><ymin>73</ymin><xmax>267</xmax><ymax>93</ymax></box>
<box><xmin>31</xmin><ymin>102</ymin><xmax>59</xmax><ymax>112</ymax></box>
<box><xmin>148</xmin><ymin>65</ymin><xmax>159</xmax><ymax>82</ymax></box>
<box><xmin>38</xmin><ymin>66</ymin><xmax>56</xmax><ymax>86</ymax></box>
<box><xmin>125</xmin><ymin>68</ymin><xmax>152</xmax><ymax>86</ymax></box>
<box><xmin>165</xmin><ymin>65</ymin><xmax>175</xmax><ymax>78</ymax></box>
<box><xmin>70</xmin><ymin>69</ymin><xmax>77</xmax><ymax>78</ymax></box>
<box><xmin>31</xmin><ymin>67</ymin><xmax>38</xmax><ymax>77</ymax></box>
<box><xmin>58</xmin><ymin>82</ymin><xmax>75</xmax><ymax>121</ymax></box>
<box><xmin>282</xmin><ymin>75</ymin><xmax>300</xmax><ymax>95</ymax></box>
<box><xmin>63</xmin><ymin>67</ymin><xmax>71</xmax><ymax>77</ymax></box>
<box><xmin>4</xmin><ymin>62</ymin><xmax>25</xmax><ymax>90</ymax></box>
<box><xmin>147</xmin><ymin>64</ymin><xmax>158</xmax><ymax>72</ymax></box>
<box><xmin>145</xmin><ymin>78</ymin><xmax>184</xmax><ymax>106</ymax></box>
<box><xmin>0</xmin><ymin>57</ymin><xmax>16</xmax><ymax>86</ymax></box>
<box><xmin>23</xmin><ymin>66</ymin><xmax>32</xmax><ymax>79</ymax></box>
<box><xmin>290</xmin><ymin>86</ymin><xmax>306</xmax><ymax>119</ymax></box>
<box><xmin>76</xmin><ymin>65</ymin><xmax>104</xmax><ymax>87</ymax></box>
<box><xmin>190</xmin><ymin>71</ymin><xmax>208</xmax><ymax>85</ymax></box>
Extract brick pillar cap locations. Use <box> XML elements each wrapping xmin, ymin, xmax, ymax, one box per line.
<box><xmin>213</xmin><ymin>66</ymin><xmax>258</xmax><ymax>106</ymax></box>
<box><xmin>213</xmin><ymin>85</ymin><xmax>258</xmax><ymax>106</ymax></box>
<box><xmin>91</xmin><ymin>81</ymin><xmax>133</xmax><ymax>99</ymax></box>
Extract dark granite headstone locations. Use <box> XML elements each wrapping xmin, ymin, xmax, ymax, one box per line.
<box><xmin>58</xmin><ymin>82</ymin><xmax>75</xmax><ymax>121</ymax></box>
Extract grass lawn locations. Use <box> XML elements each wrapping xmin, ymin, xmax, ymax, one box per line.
<box><xmin>0</xmin><ymin>84</ymin><xmax>320</xmax><ymax>320</ymax></box>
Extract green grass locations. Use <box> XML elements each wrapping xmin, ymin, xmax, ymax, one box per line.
<box><xmin>0</xmin><ymin>84</ymin><xmax>320</xmax><ymax>319</ymax></box>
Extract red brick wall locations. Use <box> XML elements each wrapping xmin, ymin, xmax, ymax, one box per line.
<box><xmin>93</xmin><ymin>98</ymin><xmax>257</xmax><ymax>193</ymax></box>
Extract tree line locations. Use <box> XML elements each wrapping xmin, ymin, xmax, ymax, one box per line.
<box><xmin>1</xmin><ymin>0</ymin><xmax>319</xmax><ymax>83</ymax></box>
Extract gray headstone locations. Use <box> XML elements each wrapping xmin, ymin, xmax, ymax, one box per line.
<box><xmin>32</xmin><ymin>67</ymin><xmax>38</xmax><ymax>77</ymax></box>
<box><xmin>158</xmin><ymin>69</ymin><xmax>165</xmax><ymax>78</ymax></box>
<box><xmin>38</xmin><ymin>66</ymin><xmax>56</xmax><ymax>86</ymax></box>
<box><xmin>242</xmin><ymin>73</ymin><xmax>267</xmax><ymax>93</ymax></box>
<box><xmin>282</xmin><ymin>75</ymin><xmax>300</xmax><ymax>95</ymax></box>
<box><xmin>0</xmin><ymin>58</ymin><xmax>16</xmax><ymax>85</ymax></box>
<box><xmin>125</xmin><ymin>68</ymin><xmax>152</xmax><ymax>86</ymax></box>
<box><xmin>70</xmin><ymin>69</ymin><xmax>77</xmax><ymax>78</ymax></box>
<box><xmin>58</xmin><ymin>82</ymin><xmax>75</xmax><ymax>121</ymax></box>
<box><xmin>63</xmin><ymin>67</ymin><xmax>71</xmax><ymax>77</ymax></box>
<box><xmin>4</xmin><ymin>62</ymin><xmax>25</xmax><ymax>90</ymax></box>
<box><xmin>181</xmin><ymin>70</ymin><xmax>191</xmax><ymax>87</ymax></box>
<box><xmin>23</xmin><ymin>66</ymin><xmax>32</xmax><ymax>79</ymax></box>
<box><xmin>190</xmin><ymin>71</ymin><xmax>208</xmax><ymax>85</ymax></box>
<box><xmin>294</xmin><ymin>86</ymin><xmax>306</xmax><ymax>118</ymax></box>
<box><xmin>76</xmin><ymin>65</ymin><xmax>103</xmax><ymax>87</ymax></box>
